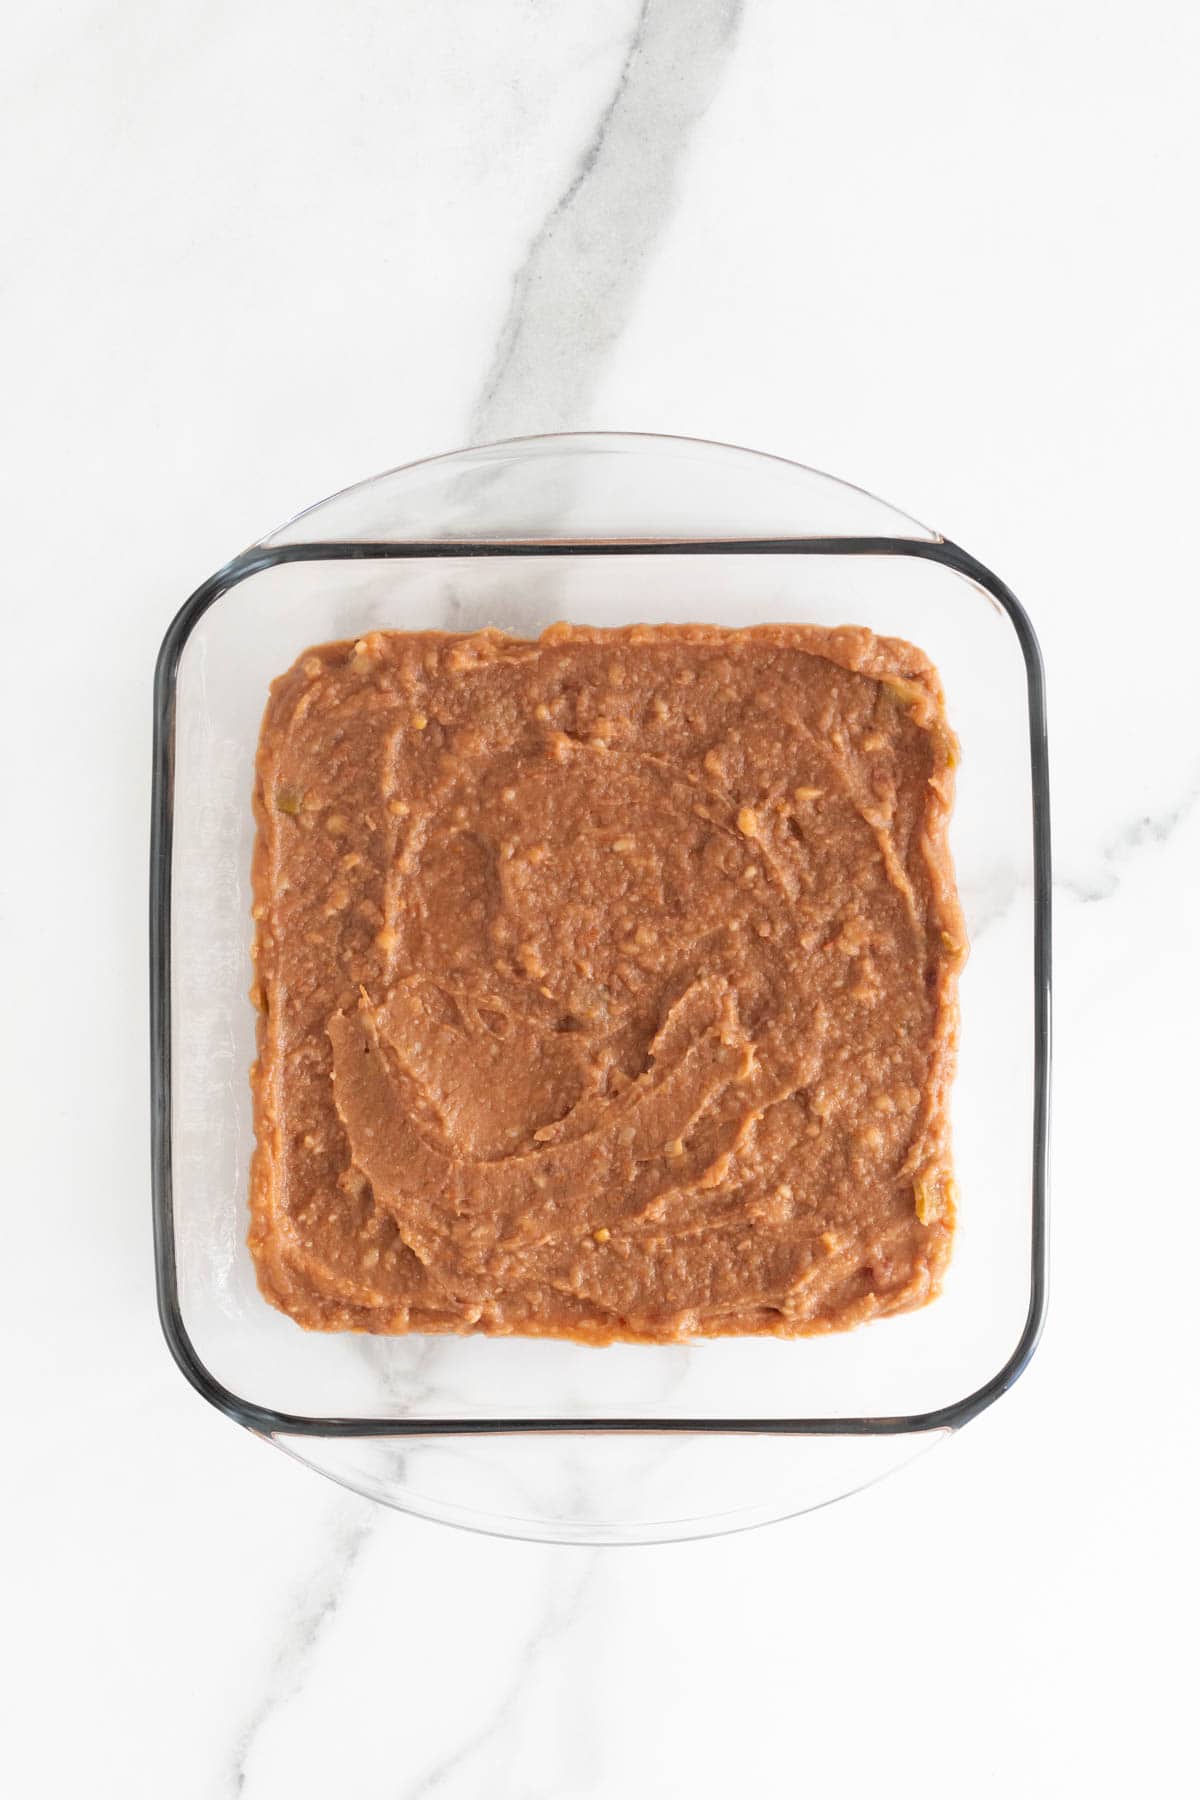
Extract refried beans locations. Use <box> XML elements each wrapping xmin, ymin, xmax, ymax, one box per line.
<box><xmin>248</xmin><ymin>622</ymin><xmax>965</xmax><ymax>1342</ymax></box>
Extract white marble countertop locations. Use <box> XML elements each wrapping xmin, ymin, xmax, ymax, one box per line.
<box><xmin>5</xmin><ymin>2</ymin><xmax>1197</xmax><ymax>1794</ymax></box>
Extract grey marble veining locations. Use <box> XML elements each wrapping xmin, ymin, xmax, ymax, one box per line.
<box><xmin>1057</xmin><ymin>763</ymin><xmax>1200</xmax><ymax>906</ymax></box>
<box><xmin>401</xmin><ymin>1554</ymin><xmax>602</xmax><ymax>1799</ymax></box>
<box><xmin>472</xmin><ymin>0</ymin><xmax>744</xmax><ymax>443</ymax></box>
<box><xmin>228</xmin><ymin>1502</ymin><xmax>377</xmax><ymax>1796</ymax></box>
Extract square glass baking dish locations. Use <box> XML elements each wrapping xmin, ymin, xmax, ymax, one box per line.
<box><xmin>152</xmin><ymin>433</ymin><xmax>1049</xmax><ymax>1542</ymax></box>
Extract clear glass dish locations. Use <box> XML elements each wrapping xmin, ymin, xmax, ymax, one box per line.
<box><xmin>151</xmin><ymin>432</ymin><xmax>1049</xmax><ymax>1543</ymax></box>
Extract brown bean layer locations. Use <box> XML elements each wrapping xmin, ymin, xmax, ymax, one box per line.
<box><xmin>249</xmin><ymin>623</ymin><xmax>965</xmax><ymax>1342</ymax></box>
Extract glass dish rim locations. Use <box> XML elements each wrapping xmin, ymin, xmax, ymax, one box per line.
<box><xmin>150</xmin><ymin>531</ymin><xmax>1050</xmax><ymax>1443</ymax></box>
